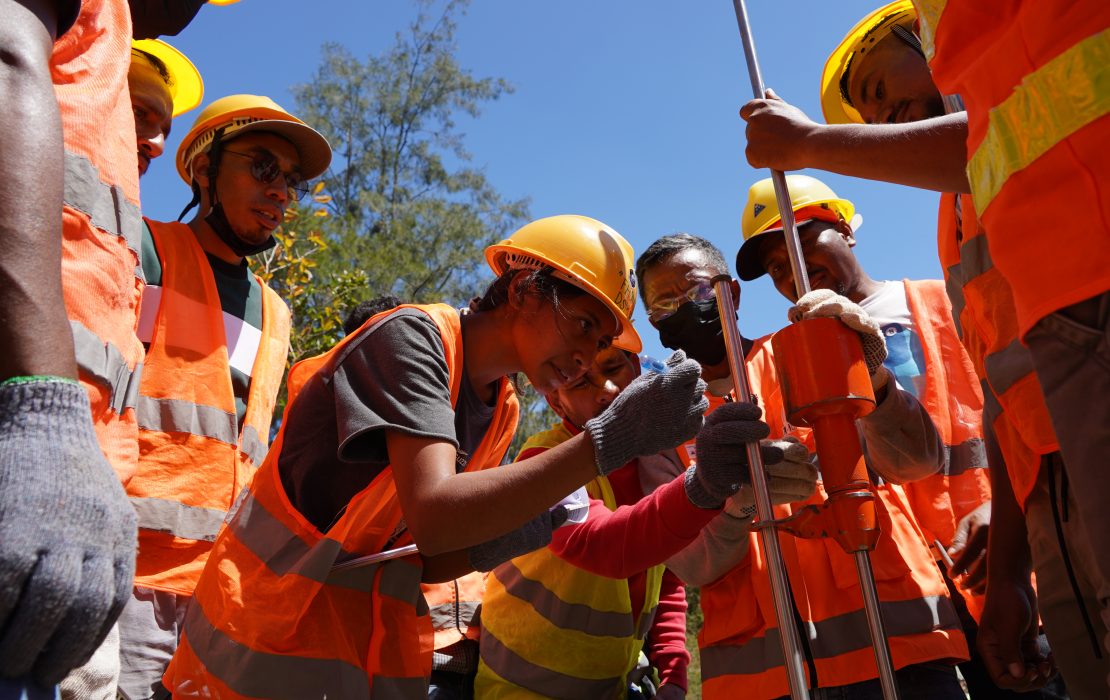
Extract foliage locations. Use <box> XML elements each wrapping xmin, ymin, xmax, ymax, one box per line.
<box><xmin>686</xmin><ymin>586</ymin><xmax>704</xmax><ymax>698</ymax></box>
<box><xmin>291</xmin><ymin>0</ymin><xmax>529</xmax><ymax>306</ymax></box>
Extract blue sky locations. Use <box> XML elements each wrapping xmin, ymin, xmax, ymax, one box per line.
<box><xmin>141</xmin><ymin>0</ymin><xmax>945</xmax><ymax>360</ymax></box>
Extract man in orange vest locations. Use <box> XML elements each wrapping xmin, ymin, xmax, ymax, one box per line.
<box><xmin>116</xmin><ymin>95</ymin><xmax>331</xmax><ymax>699</ymax></box>
<box><xmin>637</xmin><ymin>232</ymin><xmax>969</xmax><ymax>699</ymax></box>
<box><xmin>738</xmin><ymin>3</ymin><xmax>1106</xmax><ymax>694</ymax></box>
<box><xmin>0</xmin><ymin>0</ymin><xmax>140</xmax><ymax>695</ymax></box>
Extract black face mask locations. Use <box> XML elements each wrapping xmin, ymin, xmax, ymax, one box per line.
<box><xmin>204</xmin><ymin>202</ymin><xmax>277</xmax><ymax>257</ymax></box>
<box><xmin>655</xmin><ymin>298</ymin><xmax>728</xmax><ymax>367</ymax></box>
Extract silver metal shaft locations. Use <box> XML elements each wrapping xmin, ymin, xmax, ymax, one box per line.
<box><xmin>854</xmin><ymin>551</ymin><xmax>902</xmax><ymax>700</ymax></box>
<box><xmin>713</xmin><ymin>278</ymin><xmax>811</xmax><ymax>700</ymax></box>
<box><xmin>331</xmin><ymin>544</ymin><xmax>419</xmax><ymax>572</ymax></box>
<box><xmin>730</xmin><ymin>0</ymin><xmax>810</xmax><ymax>300</ymax></box>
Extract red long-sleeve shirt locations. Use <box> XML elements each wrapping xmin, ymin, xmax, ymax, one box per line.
<box><xmin>518</xmin><ymin>429</ymin><xmax>719</xmax><ymax>692</ymax></box>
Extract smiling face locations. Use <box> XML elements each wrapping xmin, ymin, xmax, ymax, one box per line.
<box><xmin>193</xmin><ymin>132</ymin><xmax>301</xmax><ymax>243</ymax></box>
<box><xmin>511</xmin><ymin>275</ymin><xmax>622</xmax><ymax>394</ymax></box>
<box><xmin>846</xmin><ymin>29</ymin><xmax>944</xmax><ymax>124</ymax></box>
<box><xmin>128</xmin><ymin>54</ymin><xmax>174</xmax><ymax>177</ymax></box>
<box><xmin>545</xmin><ymin>346</ymin><xmax>639</xmax><ymax>428</ymax></box>
<box><xmin>757</xmin><ymin>219</ymin><xmax>863</xmax><ymax>302</ymax></box>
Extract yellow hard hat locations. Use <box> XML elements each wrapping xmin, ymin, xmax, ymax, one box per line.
<box><xmin>735</xmin><ymin>175</ymin><xmax>856</xmax><ymax>281</ymax></box>
<box><xmin>175</xmin><ymin>94</ymin><xmax>333</xmax><ymax>185</ymax></box>
<box><xmin>820</xmin><ymin>0</ymin><xmax>916</xmax><ymax>125</ymax></box>
<box><xmin>208</xmin><ymin>0</ymin><xmax>240</xmax><ymax>4</ymax></box>
<box><xmin>131</xmin><ymin>39</ymin><xmax>204</xmax><ymax>118</ymax></box>
<box><xmin>485</xmin><ymin>215</ymin><xmax>643</xmax><ymax>352</ymax></box>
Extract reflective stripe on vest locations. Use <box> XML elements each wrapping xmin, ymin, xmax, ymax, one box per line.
<box><xmin>71</xmin><ymin>320</ymin><xmax>142</xmax><ymax>413</ymax></box>
<box><xmin>968</xmin><ymin>29</ymin><xmax>1110</xmax><ymax>214</ymax></box>
<box><xmin>165</xmin><ymin>305</ymin><xmax>520</xmax><ymax>697</ymax></box>
<box><xmin>63</xmin><ymin>150</ymin><xmax>143</xmax><ymax>264</ymax></box>
<box><xmin>478</xmin><ymin>421</ymin><xmax>665</xmax><ymax>699</ymax></box>
<box><xmin>701</xmin><ymin>594</ymin><xmax>961</xmax><ymax>681</ymax></box>
<box><xmin>137</xmin><ymin>395</ymin><xmax>238</xmax><ymax>445</ymax></box>
<box><xmin>943</xmin><ymin>438</ymin><xmax>986</xmax><ymax>476</ymax></box>
<box><xmin>131</xmin><ymin>497</ymin><xmax>227</xmax><ymax>543</ymax></box>
<box><xmin>912</xmin><ymin>0</ymin><xmax>945</xmax><ymax>62</ymax></box>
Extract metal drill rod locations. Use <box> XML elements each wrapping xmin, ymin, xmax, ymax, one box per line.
<box><xmin>713</xmin><ymin>277</ymin><xmax>811</xmax><ymax>700</ymax></box>
<box><xmin>730</xmin><ymin>0</ymin><xmax>811</xmax><ymax>300</ymax></box>
<box><xmin>854</xmin><ymin>551</ymin><xmax>902</xmax><ymax>700</ymax></box>
<box><xmin>331</xmin><ymin>544</ymin><xmax>419</xmax><ymax>572</ymax></box>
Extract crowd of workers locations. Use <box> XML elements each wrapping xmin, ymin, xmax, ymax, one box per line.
<box><xmin>0</xmin><ymin>0</ymin><xmax>1106</xmax><ymax>698</ymax></box>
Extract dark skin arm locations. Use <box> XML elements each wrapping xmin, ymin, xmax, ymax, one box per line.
<box><xmin>977</xmin><ymin>420</ymin><xmax>1055</xmax><ymax>691</ymax></box>
<box><xmin>740</xmin><ymin>90</ymin><xmax>971</xmax><ymax>194</ymax></box>
<box><xmin>420</xmin><ymin>550</ymin><xmax>473</xmax><ymax>584</ymax></box>
<box><xmin>0</xmin><ymin>0</ymin><xmax>77</xmax><ymax>382</ymax></box>
<box><xmin>388</xmin><ymin>430</ymin><xmax>598</xmax><ymax>556</ymax></box>
<box><xmin>129</xmin><ymin>0</ymin><xmax>206</xmax><ymax>39</ymax></box>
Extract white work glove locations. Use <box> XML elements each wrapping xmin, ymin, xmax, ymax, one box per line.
<box><xmin>788</xmin><ymin>289</ymin><xmax>890</xmax><ymax>391</ymax></box>
<box><xmin>724</xmin><ymin>437</ymin><xmax>818</xmax><ymax>518</ymax></box>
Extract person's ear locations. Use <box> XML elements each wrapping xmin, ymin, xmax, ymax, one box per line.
<box><xmin>836</xmin><ymin>217</ymin><xmax>857</xmax><ymax>247</ymax></box>
<box><xmin>507</xmin><ymin>271</ymin><xmax>530</xmax><ymax>311</ymax></box>
<box><xmin>192</xmin><ymin>152</ymin><xmax>211</xmax><ymax>191</ymax></box>
<box><xmin>730</xmin><ymin>278</ymin><xmax>741</xmax><ymax>312</ymax></box>
<box><xmin>544</xmin><ymin>391</ymin><xmax>569</xmax><ymax>420</ymax></box>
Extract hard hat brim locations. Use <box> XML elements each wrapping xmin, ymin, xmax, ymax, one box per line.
<box><xmin>221</xmin><ymin>120</ymin><xmax>333</xmax><ymax>181</ymax></box>
<box><xmin>132</xmin><ymin>39</ymin><xmax>204</xmax><ymax>118</ymax></box>
<box><xmin>734</xmin><ymin>219</ymin><xmax>819</xmax><ymax>282</ymax></box>
<box><xmin>820</xmin><ymin>0</ymin><xmax>916</xmax><ymax>125</ymax></box>
<box><xmin>484</xmin><ymin>243</ymin><xmax>643</xmax><ymax>353</ymax></box>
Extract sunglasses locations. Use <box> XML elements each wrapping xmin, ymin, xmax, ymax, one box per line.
<box><xmin>647</xmin><ymin>279</ymin><xmax>717</xmax><ymax>323</ymax></box>
<box><xmin>222</xmin><ymin>149</ymin><xmax>310</xmax><ymax>201</ymax></box>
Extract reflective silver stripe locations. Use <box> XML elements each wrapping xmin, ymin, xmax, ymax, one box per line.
<box><xmin>636</xmin><ymin>603</ymin><xmax>659</xmax><ymax>641</ymax></box>
<box><xmin>131</xmin><ymin>496</ymin><xmax>227</xmax><ymax>542</ymax></box>
<box><xmin>429</xmin><ymin>601</ymin><xmax>481</xmax><ymax>633</ymax></box>
<box><xmin>137</xmin><ymin>395</ymin><xmax>238</xmax><ymax>446</ymax></box>
<box><xmin>230</xmin><ymin>492</ymin><xmax>379</xmax><ymax>593</ymax></box>
<box><xmin>240</xmin><ymin>424</ymin><xmax>268</xmax><ymax>467</ymax></box>
<box><xmin>480</xmin><ymin>626</ymin><xmax>621</xmax><ymax>699</ymax></box>
<box><xmin>700</xmin><ymin>594</ymin><xmax>960</xmax><ymax>681</ymax></box>
<box><xmin>958</xmin><ymin>234</ymin><xmax>993</xmax><ymax>279</ymax></box>
<box><xmin>944</xmin><ymin>270</ymin><xmax>966</xmax><ymax>339</ymax></box>
<box><xmin>63</xmin><ymin>150</ymin><xmax>142</xmax><ymax>259</ymax></box>
<box><xmin>181</xmin><ymin>597</ymin><xmax>376</xmax><ymax>700</ymax></box>
<box><xmin>71</xmin><ymin>320</ymin><xmax>141</xmax><ymax>413</ymax></box>
<box><xmin>944</xmin><ymin>438</ymin><xmax>987</xmax><ymax>477</ymax></box>
<box><xmin>378</xmin><ymin>558</ymin><xmax>424</xmax><ymax>605</ymax></box>
<box><xmin>495</xmin><ymin>561</ymin><xmax>635</xmax><ymax>638</ymax></box>
<box><xmin>984</xmin><ymin>339</ymin><xmax>1037</xmax><ymax>397</ymax></box>
<box><xmin>370</xmin><ymin>677</ymin><xmax>429</xmax><ymax>700</ymax></box>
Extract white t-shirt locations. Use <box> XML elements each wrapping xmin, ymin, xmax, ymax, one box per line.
<box><xmin>859</xmin><ymin>281</ymin><xmax>927</xmax><ymax>399</ymax></box>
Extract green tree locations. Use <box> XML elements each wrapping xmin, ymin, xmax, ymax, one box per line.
<box><xmin>292</xmin><ymin>0</ymin><xmax>529</xmax><ymax>306</ymax></box>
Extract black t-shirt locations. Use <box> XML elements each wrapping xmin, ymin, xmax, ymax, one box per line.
<box><xmin>278</xmin><ymin>309</ymin><xmax>496</xmax><ymax>532</ymax></box>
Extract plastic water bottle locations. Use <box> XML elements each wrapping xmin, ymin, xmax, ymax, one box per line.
<box><xmin>638</xmin><ymin>354</ymin><xmax>668</xmax><ymax>375</ymax></box>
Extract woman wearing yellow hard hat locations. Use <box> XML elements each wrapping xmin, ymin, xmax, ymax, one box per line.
<box><xmin>163</xmin><ymin>214</ymin><xmax>732</xmax><ymax>697</ymax></box>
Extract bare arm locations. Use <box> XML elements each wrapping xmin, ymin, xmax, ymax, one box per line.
<box><xmin>0</xmin><ymin>0</ymin><xmax>77</xmax><ymax>381</ymax></box>
<box><xmin>388</xmin><ymin>430</ymin><xmax>598</xmax><ymax>556</ymax></box>
<box><xmin>740</xmin><ymin>90</ymin><xmax>970</xmax><ymax>194</ymax></box>
<box><xmin>859</xmin><ymin>379</ymin><xmax>945</xmax><ymax>483</ymax></box>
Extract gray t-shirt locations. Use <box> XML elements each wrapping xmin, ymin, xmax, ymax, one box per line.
<box><xmin>278</xmin><ymin>308</ymin><xmax>496</xmax><ymax>532</ymax></box>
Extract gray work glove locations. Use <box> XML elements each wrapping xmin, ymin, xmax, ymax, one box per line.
<box><xmin>788</xmin><ymin>289</ymin><xmax>890</xmax><ymax>391</ymax></box>
<box><xmin>468</xmin><ymin>505</ymin><xmax>570</xmax><ymax>572</ymax></box>
<box><xmin>585</xmin><ymin>350</ymin><xmax>709</xmax><ymax>475</ymax></box>
<box><xmin>726</xmin><ymin>437</ymin><xmax>819</xmax><ymax>518</ymax></box>
<box><xmin>684</xmin><ymin>402</ymin><xmax>776</xmax><ymax>509</ymax></box>
<box><xmin>0</xmin><ymin>378</ymin><xmax>138</xmax><ymax>686</ymax></box>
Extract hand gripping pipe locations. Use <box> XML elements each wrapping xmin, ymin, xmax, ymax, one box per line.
<box><xmin>712</xmin><ymin>276</ymin><xmax>812</xmax><ymax>700</ymax></box>
<box><xmin>727</xmin><ymin>1</ymin><xmax>901</xmax><ymax>698</ymax></box>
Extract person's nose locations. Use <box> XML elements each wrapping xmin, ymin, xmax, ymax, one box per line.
<box><xmin>139</xmin><ymin>130</ymin><xmax>165</xmax><ymax>159</ymax></box>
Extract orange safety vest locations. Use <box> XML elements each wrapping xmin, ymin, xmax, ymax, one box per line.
<box><xmin>937</xmin><ymin>194</ymin><xmax>1058</xmax><ymax>508</ymax></box>
<box><xmin>898</xmin><ymin>279</ymin><xmax>991</xmax><ymax>616</ymax></box>
<box><xmin>53</xmin><ymin>0</ymin><xmax>144</xmax><ymax>484</ymax></box>
<box><xmin>164</xmin><ymin>304</ymin><xmax>520</xmax><ymax>699</ymax></box>
<box><xmin>915</xmin><ymin>0</ymin><xmax>1110</xmax><ymax>336</ymax></box>
<box><xmin>423</xmin><ymin>572</ymin><xmax>487</xmax><ymax>651</ymax></box>
<box><xmin>128</xmin><ymin>219</ymin><xmax>291</xmax><ymax>596</ymax></box>
<box><xmin>698</xmin><ymin>336</ymin><xmax>967</xmax><ymax>700</ymax></box>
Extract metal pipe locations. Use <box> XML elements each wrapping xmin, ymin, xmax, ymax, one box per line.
<box><xmin>331</xmin><ymin>544</ymin><xmax>419</xmax><ymax>572</ymax></box>
<box><xmin>730</xmin><ymin>0</ymin><xmax>810</xmax><ymax>300</ymax></box>
<box><xmin>712</xmin><ymin>276</ymin><xmax>811</xmax><ymax>700</ymax></box>
<box><xmin>854</xmin><ymin>551</ymin><xmax>902</xmax><ymax>699</ymax></box>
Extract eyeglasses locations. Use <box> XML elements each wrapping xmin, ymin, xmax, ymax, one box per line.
<box><xmin>647</xmin><ymin>280</ymin><xmax>717</xmax><ymax>322</ymax></box>
<box><xmin>221</xmin><ymin>149</ymin><xmax>310</xmax><ymax>201</ymax></box>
